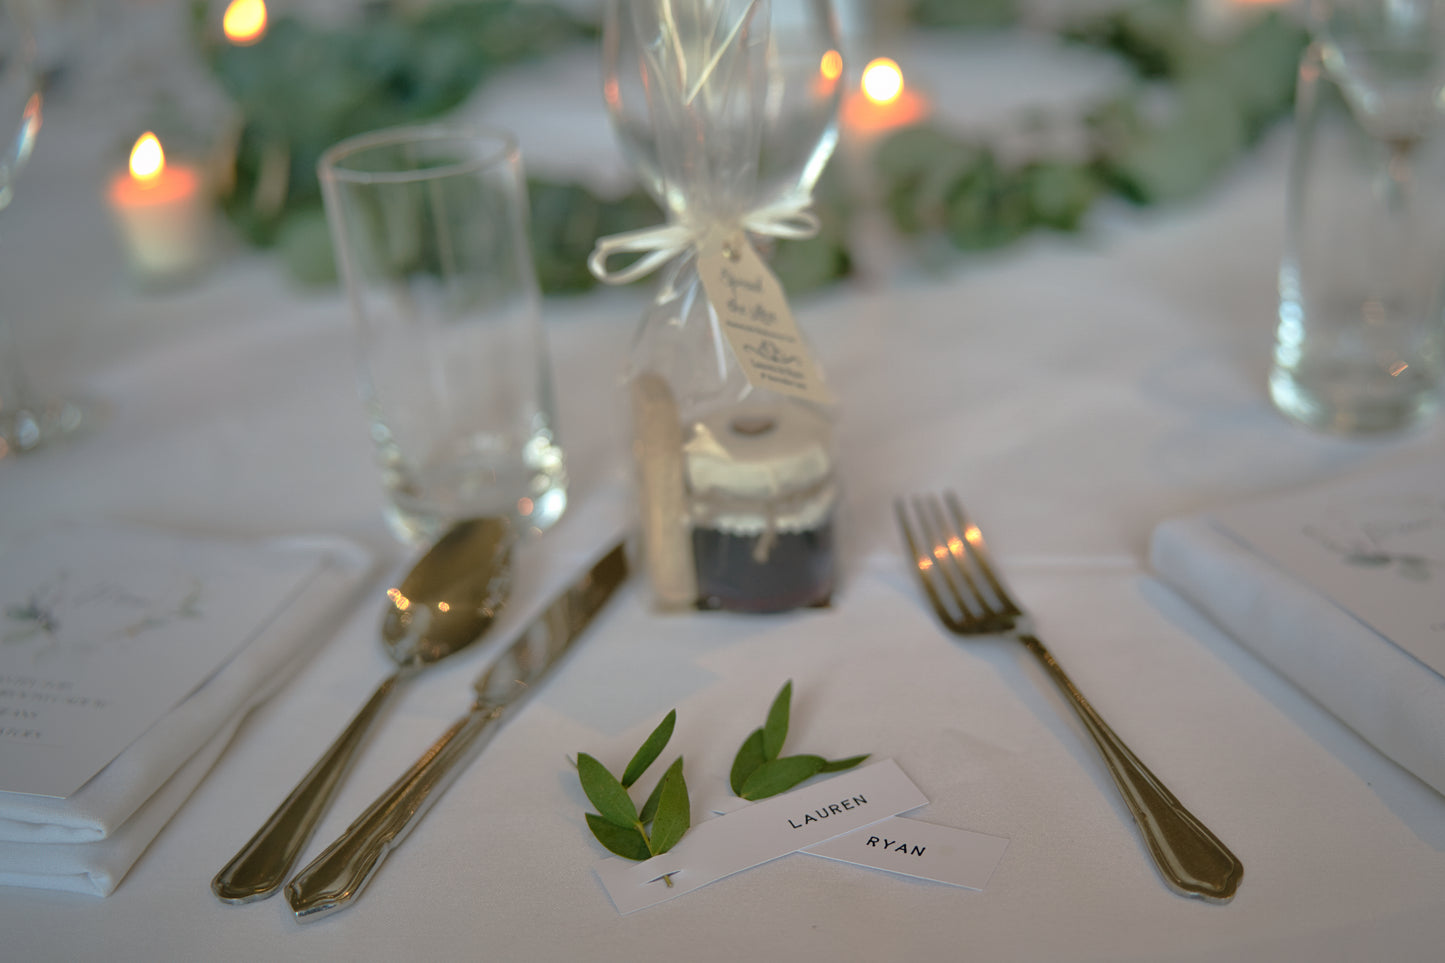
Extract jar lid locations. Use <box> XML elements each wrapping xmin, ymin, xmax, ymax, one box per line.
<box><xmin>683</xmin><ymin>403</ymin><xmax>835</xmax><ymax>534</ymax></box>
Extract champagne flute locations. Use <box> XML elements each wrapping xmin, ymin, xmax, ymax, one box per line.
<box><xmin>0</xmin><ymin>0</ymin><xmax>86</xmax><ymax>457</ymax></box>
<box><xmin>1271</xmin><ymin>0</ymin><xmax>1445</xmax><ymax>433</ymax></box>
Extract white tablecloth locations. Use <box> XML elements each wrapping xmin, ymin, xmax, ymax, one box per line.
<box><xmin>2</xmin><ymin>13</ymin><xmax>1444</xmax><ymax>963</ymax></box>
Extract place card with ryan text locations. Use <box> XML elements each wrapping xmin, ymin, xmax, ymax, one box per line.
<box><xmin>595</xmin><ymin>759</ymin><xmax>1008</xmax><ymax>913</ymax></box>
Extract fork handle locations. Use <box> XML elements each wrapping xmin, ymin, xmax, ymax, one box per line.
<box><xmin>1020</xmin><ymin>633</ymin><xmax>1243</xmax><ymax>902</ymax></box>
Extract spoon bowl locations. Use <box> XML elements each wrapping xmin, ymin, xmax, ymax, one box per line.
<box><xmin>382</xmin><ymin>517</ymin><xmax>512</xmax><ymax>666</ymax></box>
<box><xmin>212</xmin><ymin>516</ymin><xmax>514</xmax><ymax>903</ymax></box>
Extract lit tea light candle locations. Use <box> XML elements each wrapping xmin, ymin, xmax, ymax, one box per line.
<box><xmin>842</xmin><ymin>57</ymin><xmax>930</xmax><ymax>137</ymax></box>
<box><xmin>223</xmin><ymin>0</ymin><xmax>268</xmax><ymax>46</ymax></box>
<box><xmin>107</xmin><ymin>132</ymin><xmax>210</xmax><ymax>284</ymax></box>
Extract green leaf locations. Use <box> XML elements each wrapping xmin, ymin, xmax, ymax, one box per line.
<box><xmin>647</xmin><ymin>761</ymin><xmax>691</xmax><ymax>855</ymax></box>
<box><xmin>621</xmin><ymin>709</ymin><xmax>675</xmax><ymax>789</ymax></box>
<box><xmin>730</xmin><ymin>727</ymin><xmax>767</xmax><ymax>796</ymax></box>
<box><xmin>762</xmin><ymin>680</ymin><xmax>792</xmax><ymax>761</ymax></box>
<box><xmin>740</xmin><ymin>754</ymin><xmax>826</xmax><ymax>801</ymax></box>
<box><xmin>820</xmin><ymin>754</ymin><xmax>870</xmax><ymax>774</ymax></box>
<box><xmin>584</xmin><ymin>812</ymin><xmax>651</xmax><ymax>861</ymax></box>
<box><xmin>576</xmin><ymin>753</ymin><xmax>637</xmax><ymax>829</ymax></box>
<box><xmin>639</xmin><ymin>756</ymin><xmax>683</xmax><ymax>824</ymax></box>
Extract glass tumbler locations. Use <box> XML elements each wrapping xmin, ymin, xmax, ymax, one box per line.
<box><xmin>1271</xmin><ymin>42</ymin><xmax>1445</xmax><ymax>434</ymax></box>
<box><xmin>319</xmin><ymin>125</ymin><xmax>567</xmax><ymax>543</ymax></box>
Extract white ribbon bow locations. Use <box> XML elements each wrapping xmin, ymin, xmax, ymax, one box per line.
<box><xmin>586</xmin><ymin>197</ymin><xmax>822</xmax><ymax>286</ymax></box>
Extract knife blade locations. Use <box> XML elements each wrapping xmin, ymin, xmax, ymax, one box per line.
<box><xmin>284</xmin><ymin>539</ymin><xmax>629</xmax><ymax>921</ymax></box>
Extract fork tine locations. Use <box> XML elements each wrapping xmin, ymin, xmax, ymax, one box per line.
<box><xmin>893</xmin><ymin>497</ymin><xmax>960</xmax><ymax>627</ymax></box>
<box><xmin>943</xmin><ymin>491</ymin><xmax>1021</xmax><ymax>618</ymax></box>
<box><xmin>914</xmin><ymin>494</ymin><xmax>994</xmax><ymax>622</ymax></box>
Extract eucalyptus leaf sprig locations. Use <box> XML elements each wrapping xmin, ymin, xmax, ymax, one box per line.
<box><xmin>577</xmin><ymin>710</ymin><xmax>690</xmax><ymax>867</ymax></box>
<box><xmin>730</xmin><ymin>681</ymin><xmax>869</xmax><ymax>800</ymax></box>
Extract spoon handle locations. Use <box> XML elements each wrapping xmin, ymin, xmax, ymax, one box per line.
<box><xmin>211</xmin><ymin>672</ymin><xmax>402</xmax><ymax>903</ymax></box>
<box><xmin>284</xmin><ymin>701</ymin><xmax>505</xmax><ymax>920</ymax></box>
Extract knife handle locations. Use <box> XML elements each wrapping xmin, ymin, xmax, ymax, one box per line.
<box><xmin>284</xmin><ymin>702</ymin><xmax>505</xmax><ymax>921</ymax></box>
<box><xmin>212</xmin><ymin>672</ymin><xmax>401</xmax><ymax>903</ymax></box>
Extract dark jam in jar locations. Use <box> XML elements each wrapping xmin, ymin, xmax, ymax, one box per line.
<box><xmin>693</xmin><ymin>517</ymin><xmax>835</xmax><ymax>613</ymax></box>
<box><xmin>683</xmin><ymin>403</ymin><xmax>836</xmax><ymax>614</ymax></box>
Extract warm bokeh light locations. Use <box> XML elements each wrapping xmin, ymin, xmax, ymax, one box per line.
<box><xmin>387</xmin><ymin>587</ymin><xmax>411</xmax><ymax>611</ymax></box>
<box><xmin>517</xmin><ymin>496</ymin><xmax>534</xmax><ymax>517</ymax></box>
<box><xmin>861</xmin><ymin>58</ymin><xmax>904</xmax><ymax>106</ymax></box>
<box><xmin>820</xmin><ymin>49</ymin><xmax>843</xmax><ymax>82</ymax></box>
<box><xmin>223</xmin><ymin>0</ymin><xmax>268</xmax><ymax>46</ymax></box>
<box><xmin>129</xmin><ymin>133</ymin><xmax>165</xmax><ymax>183</ymax></box>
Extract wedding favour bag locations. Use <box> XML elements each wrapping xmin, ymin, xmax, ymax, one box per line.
<box><xmin>590</xmin><ymin>0</ymin><xmax>843</xmax><ymax>613</ymax></box>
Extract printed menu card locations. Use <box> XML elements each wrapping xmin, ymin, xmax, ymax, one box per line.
<box><xmin>1</xmin><ymin>526</ymin><xmax>327</xmax><ymax>798</ymax></box>
<box><xmin>1210</xmin><ymin>458</ymin><xmax>1445</xmax><ymax>678</ymax></box>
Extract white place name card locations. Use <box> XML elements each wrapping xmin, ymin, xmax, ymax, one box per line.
<box><xmin>804</xmin><ymin>816</ymin><xmax>1009</xmax><ymax>890</ymax></box>
<box><xmin>595</xmin><ymin>759</ymin><xmax>1008</xmax><ymax>913</ymax></box>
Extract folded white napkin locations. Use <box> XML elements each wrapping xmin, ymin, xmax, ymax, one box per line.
<box><xmin>0</xmin><ymin>536</ymin><xmax>372</xmax><ymax>896</ymax></box>
<box><xmin>1150</xmin><ymin>505</ymin><xmax>1445</xmax><ymax>799</ymax></box>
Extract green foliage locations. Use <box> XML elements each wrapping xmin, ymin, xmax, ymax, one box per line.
<box><xmin>740</xmin><ymin>755</ymin><xmax>828</xmax><ymax>801</ymax></box>
<box><xmin>877</xmin><ymin>0</ymin><xmax>1307</xmax><ymax>253</ymax></box>
<box><xmin>1081</xmin><ymin>0</ymin><xmax>1307</xmax><ymax>205</ymax></box>
<box><xmin>908</xmin><ymin>0</ymin><xmax>1020</xmax><ymax>30</ymax></box>
<box><xmin>199</xmin><ymin>0</ymin><xmax>1307</xmax><ymax>294</ymax></box>
<box><xmin>729</xmin><ymin>680</ymin><xmax>868</xmax><ymax>801</ymax></box>
<box><xmin>196</xmin><ymin>0</ymin><xmax>592</xmax><ymax>272</ymax></box>
<box><xmin>729</xmin><ymin>727</ymin><xmax>767</xmax><ymax>797</ymax></box>
<box><xmin>577</xmin><ymin>711</ymin><xmax>689</xmax><ymax>861</ymax></box>
<box><xmin>622</xmin><ymin>708</ymin><xmax>675</xmax><ymax>789</ymax></box>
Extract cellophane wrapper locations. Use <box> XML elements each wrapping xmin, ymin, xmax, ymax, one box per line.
<box><xmin>603</xmin><ymin>0</ymin><xmax>843</xmax><ymax>612</ymax></box>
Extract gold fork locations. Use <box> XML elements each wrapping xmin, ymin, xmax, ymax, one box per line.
<box><xmin>896</xmin><ymin>492</ymin><xmax>1243</xmax><ymax>902</ymax></box>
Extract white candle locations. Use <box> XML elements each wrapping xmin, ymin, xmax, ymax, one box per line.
<box><xmin>842</xmin><ymin>57</ymin><xmax>930</xmax><ymax>141</ymax></box>
<box><xmin>107</xmin><ymin>132</ymin><xmax>210</xmax><ymax>284</ymax></box>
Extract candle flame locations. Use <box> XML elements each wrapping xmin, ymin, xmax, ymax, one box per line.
<box><xmin>861</xmin><ymin>58</ymin><xmax>904</xmax><ymax>106</ymax></box>
<box><xmin>129</xmin><ymin>132</ymin><xmax>166</xmax><ymax>183</ymax></box>
<box><xmin>223</xmin><ymin>0</ymin><xmax>268</xmax><ymax>46</ymax></box>
<box><xmin>820</xmin><ymin>49</ymin><xmax>843</xmax><ymax>82</ymax></box>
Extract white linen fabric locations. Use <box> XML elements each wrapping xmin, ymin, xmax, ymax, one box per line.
<box><xmin>0</xmin><ymin>537</ymin><xmax>373</xmax><ymax>895</ymax></box>
<box><xmin>1150</xmin><ymin>516</ymin><xmax>1445</xmax><ymax>798</ymax></box>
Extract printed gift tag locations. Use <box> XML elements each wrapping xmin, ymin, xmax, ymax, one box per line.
<box><xmin>695</xmin><ymin>230</ymin><xmax>835</xmax><ymax>407</ymax></box>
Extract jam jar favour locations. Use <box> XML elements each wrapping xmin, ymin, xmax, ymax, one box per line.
<box><xmin>684</xmin><ymin>402</ymin><xmax>836</xmax><ymax>613</ymax></box>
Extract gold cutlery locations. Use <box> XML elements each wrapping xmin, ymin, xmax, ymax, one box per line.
<box><xmin>285</xmin><ymin>539</ymin><xmax>630</xmax><ymax>920</ymax></box>
<box><xmin>213</xmin><ymin>518</ymin><xmax>513</xmax><ymax>903</ymax></box>
<box><xmin>896</xmin><ymin>492</ymin><xmax>1242</xmax><ymax>902</ymax></box>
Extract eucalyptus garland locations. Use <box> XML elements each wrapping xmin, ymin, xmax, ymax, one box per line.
<box><xmin>198</xmin><ymin>0</ymin><xmax>1305</xmax><ymax>294</ymax></box>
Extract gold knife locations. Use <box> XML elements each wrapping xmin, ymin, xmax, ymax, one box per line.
<box><xmin>284</xmin><ymin>540</ymin><xmax>629</xmax><ymax>921</ymax></box>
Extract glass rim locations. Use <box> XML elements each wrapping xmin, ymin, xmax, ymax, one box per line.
<box><xmin>318</xmin><ymin>124</ymin><xmax>520</xmax><ymax>185</ymax></box>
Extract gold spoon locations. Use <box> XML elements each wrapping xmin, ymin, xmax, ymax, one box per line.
<box><xmin>212</xmin><ymin>517</ymin><xmax>513</xmax><ymax>903</ymax></box>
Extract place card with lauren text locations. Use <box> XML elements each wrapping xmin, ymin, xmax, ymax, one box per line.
<box><xmin>595</xmin><ymin>759</ymin><xmax>1005</xmax><ymax>913</ymax></box>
